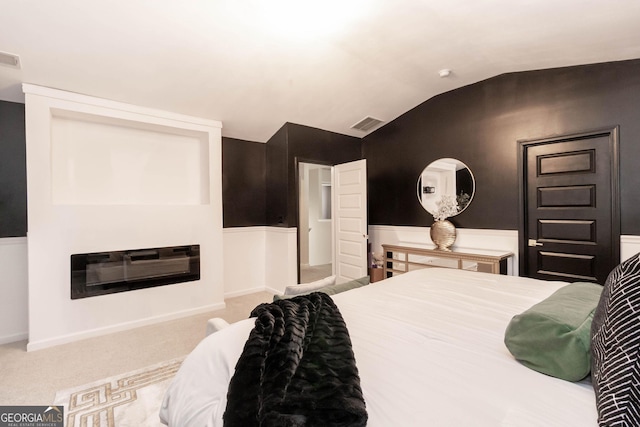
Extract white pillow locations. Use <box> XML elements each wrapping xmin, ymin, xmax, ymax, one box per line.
<box><xmin>159</xmin><ymin>318</ymin><xmax>255</xmax><ymax>427</ymax></box>
<box><xmin>283</xmin><ymin>275</ymin><xmax>336</xmax><ymax>296</ymax></box>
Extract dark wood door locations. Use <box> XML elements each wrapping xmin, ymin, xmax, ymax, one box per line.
<box><xmin>519</xmin><ymin>128</ymin><xmax>619</xmax><ymax>284</ymax></box>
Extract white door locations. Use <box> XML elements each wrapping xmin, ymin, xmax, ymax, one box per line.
<box><xmin>333</xmin><ymin>159</ymin><xmax>368</xmax><ymax>284</ymax></box>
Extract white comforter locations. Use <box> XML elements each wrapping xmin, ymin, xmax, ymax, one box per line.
<box><xmin>160</xmin><ymin>268</ymin><xmax>597</xmax><ymax>426</ymax></box>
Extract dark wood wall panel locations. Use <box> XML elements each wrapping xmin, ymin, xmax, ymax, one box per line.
<box><xmin>222</xmin><ymin>137</ymin><xmax>266</xmax><ymax>227</ymax></box>
<box><xmin>363</xmin><ymin>59</ymin><xmax>640</xmax><ymax>234</ymax></box>
<box><xmin>0</xmin><ymin>101</ymin><xmax>27</xmax><ymax>237</ymax></box>
<box><xmin>266</xmin><ymin>122</ymin><xmax>362</xmax><ymax>228</ymax></box>
<box><xmin>265</xmin><ymin>125</ymin><xmax>289</xmax><ymax>226</ymax></box>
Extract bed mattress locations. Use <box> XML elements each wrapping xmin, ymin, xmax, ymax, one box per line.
<box><xmin>160</xmin><ymin>268</ymin><xmax>597</xmax><ymax>426</ymax></box>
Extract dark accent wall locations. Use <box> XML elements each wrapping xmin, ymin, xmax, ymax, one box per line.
<box><xmin>363</xmin><ymin>59</ymin><xmax>640</xmax><ymax>234</ymax></box>
<box><xmin>265</xmin><ymin>125</ymin><xmax>289</xmax><ymax>226</ymax></box>
<box><xmin>222</xmin><ymin>137</ymin><xmax>266</xmax><ymax>227</ymax></box>
<box><xmin>265</xmin><ymin>122</ymin><xmax>363</xmax><ymax>227</ymax></box>
<box><xmin>0</xmin><ymin>101</ymin><xmax>27</xmax><ymax>237</ymax></box>
<box><xmin>9</xmin><ymin>60</ymin><xmax>640</xmax><ymax>236</ymax></box>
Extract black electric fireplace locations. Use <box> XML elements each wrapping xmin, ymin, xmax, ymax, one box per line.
<box><xmin>71</xmin><ymin>245</ymin><xmax>200</xmax><ymax>299</ymax></box>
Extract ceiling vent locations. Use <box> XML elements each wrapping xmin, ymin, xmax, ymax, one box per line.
<box><xmin>351</xmin><ymin>116</ymin><xmax>384</xmax><ymax>132</ymax></box>
<box><xmin>0</xmin><ymin>51</ymin><xmax>20</xmax><ymax>68</ymax></box>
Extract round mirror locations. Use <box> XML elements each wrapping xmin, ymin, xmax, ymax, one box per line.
<box><xmin>416</xmin><ymin>158</ymin><xmax>475</xmax><ymax>218</ymax></box>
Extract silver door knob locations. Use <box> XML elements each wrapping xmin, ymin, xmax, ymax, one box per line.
<box><xmin>528</xmin><ymin>239</ymin><xmax>543</xmax><ymax>247</ymax></box>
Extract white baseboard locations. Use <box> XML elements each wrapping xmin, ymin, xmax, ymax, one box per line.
<box><xmin>26</xmin><ymin>302</ymin><xmax>225</xmax><ymax>352</ymax></box>
<box><xmin>224</xmin><ymin>286</ymin><xmax>271</xmax><ymax>299</ymax></box>
<box><xmin>0</xmin><ymin>332</ymin><xmax>28</xmax><ymax>346</ymax></box>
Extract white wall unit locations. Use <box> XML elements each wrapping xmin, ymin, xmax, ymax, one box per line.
<box><xmin>50</xmin><ymin>110</ymin><xmax>210</xmax><ymax>206</ymax></box>
<box><xmin>23</xmin><ymin>84</ymin><xmax>224</xmax><ymax>351</ymax></box>
<box><xmin>223</xmin><ymin>226</ymin><xmax>298</xmax><ymax>298</ymax></box>
<box><xmin>265</xmin><ymin>227</ymin><xmax>298</xmax><ymax>294</ymax></box>
<box><xmin>223</xmin><ymin>227</ymin><xmax>267</xmax><ymax>298</ymax></box>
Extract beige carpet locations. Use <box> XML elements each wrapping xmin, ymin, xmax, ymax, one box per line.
<box><xmin>54</xmin><ymin>357</ymin><xmax>185</xmax><ymax>427</ymax></box>
<box><xmin>0</xmin><ymin>291</ymin><xmax>272</xmax><ymax>407</ymax></box>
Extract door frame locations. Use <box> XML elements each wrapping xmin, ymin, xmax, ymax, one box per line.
<box><xmin>517</xmin><ymin>126</ymin><xmax>620</xmax><ymax>278</ymax></box>
<box><xmin>295</xmin><ymin>157</ymin><xmax>334</xmax><ymax>283</ymax></box>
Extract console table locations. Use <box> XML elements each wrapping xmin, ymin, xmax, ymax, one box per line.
<box><xmin>382</xmin><ymin>243</ymin><xmax>513</xmax><ymax>278</ymax></box>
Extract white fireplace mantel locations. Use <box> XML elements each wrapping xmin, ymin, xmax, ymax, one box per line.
<box><xmin>23</xmin><ymin>84</ymin><xmax>224</xmax><ymax>350</ymax></box>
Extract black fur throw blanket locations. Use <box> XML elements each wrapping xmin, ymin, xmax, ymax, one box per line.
<box><xmin>223</xmin><ymin>292</ymin><xmax>367</xmax><ymax>427</ymax></box>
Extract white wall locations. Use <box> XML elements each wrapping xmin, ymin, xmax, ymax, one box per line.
<box><xmin>265</xmin><ymin>227</ymin><xmax>298</xmax><ymax>294</ymax></box>
<box><xmin>223</xmin><ymin>226</ymin><xmax>298</xmax><ymax>297</ymax></box>
<box><xmin>23</xmin><ymin>84</ymin><xmax>224</xmax><ymax>351</ymax></box>
<box><xmin>0</xmin><ymin>237</ymin><xmax>28</xmax><ymax>345</ymax></box>
<box><xmin>223</xmin><ymin>227</ymin><xmax>267</xmax><ymax>298</ymax></box>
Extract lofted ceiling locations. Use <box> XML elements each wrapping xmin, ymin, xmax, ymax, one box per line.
<box><xmin>1</xmin><ymin>0</ymin><xmax>640</xmax><ymax>142</ymax></box>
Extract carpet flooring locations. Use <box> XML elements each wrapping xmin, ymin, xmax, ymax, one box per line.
<box><xmin>0</xmin><ymin>291</ymin><xmax>272</xmax><ymax>408</ymax></box>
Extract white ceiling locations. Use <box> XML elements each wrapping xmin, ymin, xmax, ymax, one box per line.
<box><xmin>1</xmin><ymin>0</ymin><xmax>640</xmax><ymax>142</ymax></box>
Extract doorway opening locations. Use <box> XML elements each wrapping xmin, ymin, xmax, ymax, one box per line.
<box><xmin>297</xmin><ymin>161</ymin><xmax>334</xmax><ymax>283</ymax></box>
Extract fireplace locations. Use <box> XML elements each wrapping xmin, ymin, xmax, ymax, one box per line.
<box><xmin>71</xmin><ymin>245</ymin><xmax>200</xmax><ymax>299</ymax></box>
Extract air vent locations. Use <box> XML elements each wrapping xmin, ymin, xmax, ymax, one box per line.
<box><xmin>351</xmin><ymin>116</ymin><xmax>384</xmax><ymax>132</ymax></box>
<box><xmin>0</xmin><ymin>51</ymin><xmax>20</xmax><ymax>68</ymax></box>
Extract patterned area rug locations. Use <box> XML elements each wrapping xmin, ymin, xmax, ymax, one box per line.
<box><xmin>53</xmin><ymin>357</ymin><xmax>184</xmax><ymax>427</ymax></box>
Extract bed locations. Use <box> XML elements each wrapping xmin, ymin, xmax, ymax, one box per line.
<box><xmin>160</xmin><ymin>267</ymin><xmax>608</xmax><ymax>426</ymax></box>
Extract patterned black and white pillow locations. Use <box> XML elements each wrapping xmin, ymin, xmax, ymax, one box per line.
<box><xmin>591</xmin><ymin>253</ymin><xmax>640</xmax><ymax>426</ymax></box>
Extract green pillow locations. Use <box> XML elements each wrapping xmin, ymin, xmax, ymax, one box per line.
<box><xmin>504</xmin><ymin>282</ymin><xmax>603</xmax><ymax>381</ymax></box>
<box><xmin>273</xmin><ymin>276</ymin><xmax>370</xmax><ymax>301</ymax></box>
<box><xmin>321</xmin><ymin>276</ymin><xmax>370</xmax><ymax>296</ymax></box>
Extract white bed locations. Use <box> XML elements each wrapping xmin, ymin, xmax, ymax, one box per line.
<box><xmin>160</xmin><ymin>268</ymin><xmax>597</xmax><ymax>426</ymax></box>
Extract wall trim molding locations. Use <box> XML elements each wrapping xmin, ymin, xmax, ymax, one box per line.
<box><xmin>22</xmin><ymin>84</ymin><xmax>222</xmax><ymax>129</ymax></box>
<box><xmin>621</xmin><ymin>235</ymin><xmax>640</xmax><ymax>244</ymax></box>
<box><xmin>0</xmin><ymin>236</ymin><xmax>27</xmax><ymax>246</ymax></box>
<box><xmin>224</xmin><ymin>286</ymin><xmax>268</xmax><ymax>299</ymax></box>
<box><xmin>369</xmin><ymin>225</ymin><xmax>517</xmax><ymax>239</ymax></box>
<box><xmin>223</xmin><ymin>226</ymin><xmax>268</xmax><ymax>234</ymax></box>
<box><xmin>0</xmin><ymin>332</ymin><xmax>28</xmax><ymax>346</ymax></box>
<box><xmin>223</xmin><ymin>226</ymin><xmax>297</xmax><ymax>234</ymax></box>
<box><xmin>265</xmin><ymin>226</ymin><xmax>297</xmax><ymax>234</ymax></box>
